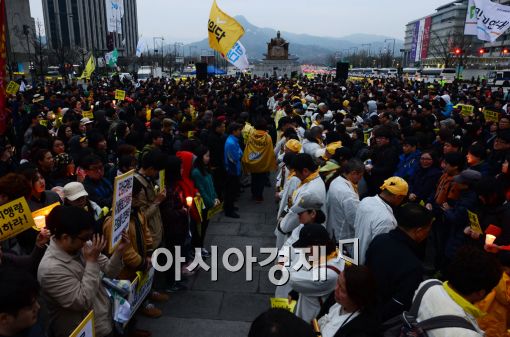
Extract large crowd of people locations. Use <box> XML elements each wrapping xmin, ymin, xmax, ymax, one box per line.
<box><xmin>1</xmin><ymin>73</ymin><xmax>510</xmax><ymax>337</ymax></box>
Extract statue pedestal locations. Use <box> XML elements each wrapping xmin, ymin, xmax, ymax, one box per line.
<box><xmin>253</xmin><ymin>59</ymin><xmax>301</xmax><ymax>78</ymax></box>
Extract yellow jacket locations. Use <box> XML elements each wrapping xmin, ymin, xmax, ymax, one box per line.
<box><xmin>476</xmin><ymin>272</ymin><xmax>510</xmax><ymax>337</ymax></box>
<box><xmin>242</xmin><ymin>130</ymin><xmax>276</xmax><ymax>174</ymax></box>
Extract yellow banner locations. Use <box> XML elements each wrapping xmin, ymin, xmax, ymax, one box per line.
<box><xmin>6</xmin><ymin>81</ymin><xmax>20</xmax><ymax>95</ymax></box>
<box><xmin>115</xmin><ymin>89</ymin><xmax>126</xmax><ymax>101</ymax></box>
<box><xmin>483</xmin><ymin>108</ymin><xmax>500</xmax><ymax>123</ymax></box>
<box><xmin>0</xmin><ymin>197</ymin><xmax>36</xmax><ymax>241</ymax></box>
<box><xmin>457</xmin><ymin>104</ymin><xmax>474</xmax><ymax>117</ymax></box>
<box><xmin>270</xmin><ymin>298</ymin><xmax>297</xmax><ymax>313</ymax></box>
<box><xmin>208</xmin><ymin>0</ymin><xmax>245</xmax><ymax>55</ymax></box>
<box><xmin>468</xmin><ymin>210</ymin><xmax>483</xmax><ymax>235</ymax></box>
<box><xmin>207</xmin><ymin>202</ymin><xmax>223</xmax><ymax>220</ymax></box>
<box><xmin>158</xmin><ymin>170</ymin><xmax>165</xmax><ymax>191</ymax></box>
<box><xmin>79</xmin><ymin>55</ymin><xmax>96</xmax><ymax>80</ymax></box>
<box><xmin>82</xmin><ymin>110</ymin><xmax>94</xmax><ymax>119</ymax></box>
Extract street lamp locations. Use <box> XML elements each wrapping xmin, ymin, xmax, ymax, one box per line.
<box><xmin>361</xmin><ymin>43</ymin><xmax>372</xmax><ymax>57</ymax></box>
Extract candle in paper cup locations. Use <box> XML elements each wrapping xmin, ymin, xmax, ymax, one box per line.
<box><xmin>34</xmin><ymin>215</ymin><xmax>46</xmax><ymax>230</ymax></box>
<box><xmin>186</xmin><ymin>197</ymin><xmax>193</xmax><ymax>207</ymax></box>
<box><xmin>486</xmin><ymin>234</ymin><xmax>496</xmax><ymax>245</ymax></box>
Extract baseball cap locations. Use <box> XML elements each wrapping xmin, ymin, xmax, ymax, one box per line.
<box><xmin>293</xmin><ymin>224</ymin><xmax>330</xmax><ymax>248</ymax></box>
<box><xmin>453</xmin><ymin>169</ymin><xmax>481</xmax><ymax>185</ymax></box>
<box><xmin>323</xmin><ymin>141</ymin><xmax>342</xmax><ymax>159</ymax></box>
<box><xmin>80</xmin><ymin>117</ymin><xmax>93</xmax><ymax>125</ymax></box>
<box><xmin>380</xmin><ymin>176</ymin><xmax>409</xmax><ymax>196</ymax></box>
<box><xmin>285</xmin><ymin>139</ymin><xmax>302</xmax><ymax>153</ymax></box>
<box><xmin>291</xmin><ymin>193</ymin><xmax>323</xmax><ymax>214</ymax></box>
<box><xmin>63</xmin><ymin>182</ymin><xmax>88</xmax><ymax>201</ymax></box>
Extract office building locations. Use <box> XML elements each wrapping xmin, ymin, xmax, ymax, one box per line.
<box><xmin>42</xmin><ymin>0</ymin><xmax>138</xmax><ymax>57</ymax></box>
<box><xmin>5</xmin><ymin>0</ymin><xmax>35</xmax><ymax>71</ymax></box>
<box><xmin>403</xmin><ymin>0</ymin><xmax>482</xmax><ymax>67</ymax></box>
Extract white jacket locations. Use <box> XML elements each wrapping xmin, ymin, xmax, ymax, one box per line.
<box><xmin>415</xmin><ymin>280</ymin><xmax>484</xmax><ymax>337</ymax></box>
<box><xmin>318</xmin><ymin>303</ymin><xmax>360</xmax><ymax>337</ymax></box>
<box><xmin>354</xmin><ymin>195</ymin><xmax>397</xmax><ymax>264</ymax></box>
<box><xmin>326</xmin><ymin>176</ymin><xmax>359</xmax><ymax>241</ymax></box>
<box><xmin>277</xmin><ymin>175</ymin><xmax>300</xmax><ymax>219</ymax></box>
<box><xmin>275</xmin><ymin>176</ymin><xmax>326</xmax><ymax>249</ymax></box>
<box><xmin>289</xmin><ymin>254</ymin><xmax>344</xmax><ymax>323</ymax></box>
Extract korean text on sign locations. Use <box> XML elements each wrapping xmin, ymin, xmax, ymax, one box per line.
<box><xmin>115</xmin><ymin>89</ymin><xmax>126</xmax><ymax>101</ymax></box>
<box><xmin>109</xmin><ymin>170</ymin><xmax>134</xmax><ymax>253</ymax></box>
<box><xmin>0</xmin><ymin>197</ymin><xmax>35</xmax><ymax>241</ymax></box>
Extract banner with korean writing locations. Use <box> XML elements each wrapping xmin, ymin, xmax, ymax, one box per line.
<box><xmin>109</xmin><ymin>170</ymin><xmax>134</xmax><ymax>253</ymax></box>
<box><xmin>69</xmin><ymin>310</ymin><xmax>95</xmax><ymax>337</ymax></box>
<box><xmin>0</xmin><ymin>197</ymin><xmax>35</xmax><ymax>241</ymax></box>
<box><xmin>6</xmin><ymin>81</ymin><xmax>20</xmax><ymax>95</ymax></box>
<box><xmin>458</xmin><ymin>104</ymin><xmax>474</xmax><ymax>117</ymax></box>
<box><xmin>105</xmin><ymin>0</ymin><xmax>124</xmax><ymax>34</ymax></box>
<box><xmin>225</xmin><ymin>40</ymin><xmax>249</xmax><ymax>70</ymax></box>
<box><xmin>483</xmin><ymin>108</ymin><xmax>500</xmax><ymax>123</ymax></box>
<box><xmin>465</xmin><ymin>0</ymin><xmax>510</xmax><ymax>42</ymax></box>
<box><xmin>208</xmin><ymin>0</ymin><xmax>245</xmax><ymax>56</ymax></box>
<box><xmin>115</xmin><ymin>89</ymin><xmax>126</xmax><ymax>101</ymax></box>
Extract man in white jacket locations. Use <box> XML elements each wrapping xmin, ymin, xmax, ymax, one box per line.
<box><xmin>288</xmin><ymin>224</ymin><xmax>344</xmax><ymax>323</ymax></box>
<box><xmin>275</xmin><ymin>154</ymin><xmax>326</xmax><ymax>249</ymax></box>
<box><xmin>326</xmin><ymin>159</ymin><xmax>365</xmax><ymax>241</ymax></box>
<box><xmin>354</xmin><ymin>176</ymin><xmax>408</xmax><ymax>264</ymax></box>
<box><xmin>414</xmin><ymin>246</ymin><xmax>501</xmax><ymax>337</ymax></box>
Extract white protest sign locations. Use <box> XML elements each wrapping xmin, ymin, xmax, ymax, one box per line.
<box><xmin>109</xmin><ymin>169</ymin><xmax>134</xmax><ymax>253</ymax></box>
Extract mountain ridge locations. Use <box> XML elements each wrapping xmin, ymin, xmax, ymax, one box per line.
<box><xmin>181</xmin><ymin>15</ymin><xmax>404</xmax><ymax>64</ymax></box>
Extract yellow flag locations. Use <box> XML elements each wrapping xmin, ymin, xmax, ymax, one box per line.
<box><xmin>208</xmin><ymin>0</ymin><xmax>245</xmax><ymax>55</ymax></box>
<box><xmin>79</xmin><ymin>55</ymin><xmax>96</xmax><ymax>80</ymax></box>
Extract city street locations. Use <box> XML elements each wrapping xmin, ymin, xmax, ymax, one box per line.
<box><xmin>139</xmin><ymin>186</ymin><xmax>277</xmax><ymax>337</ymax></box>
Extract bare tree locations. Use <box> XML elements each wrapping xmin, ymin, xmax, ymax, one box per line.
<box><xmin>427</xmin><ymin>30</ymin><xmax>473</xmax><ymax>68</ymax></box>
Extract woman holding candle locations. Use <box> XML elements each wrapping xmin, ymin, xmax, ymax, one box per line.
<box><xmin>0</xmin><ymin>173</ymin><xmax>50</xmax><ymax>275</ymax></box>
<box><xmin>191</xmin><ymin>145</ymin><xmax>219</xmax><ymax>258</ymax></box>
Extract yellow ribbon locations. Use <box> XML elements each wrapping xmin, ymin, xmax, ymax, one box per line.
<box><xmin>443</xmin><ymin>281</ymin><xmax>486</xmax><ymax>318</ymax></box>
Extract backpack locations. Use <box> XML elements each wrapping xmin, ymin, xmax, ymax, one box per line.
<box><xmin>383</xmin><ymin>280</ymin><xmax>478</xmax><ymax>337</ymax></box>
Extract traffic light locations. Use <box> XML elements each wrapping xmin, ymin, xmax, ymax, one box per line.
<box><xmin>479</xmin><ymin>48</ymin><xmax>485</xmax><ymax>55</ymax></box>
<box><xmin>454</xmin><ymin>48</ymin><xmax>462</xmax><ymax>55</ymax></box>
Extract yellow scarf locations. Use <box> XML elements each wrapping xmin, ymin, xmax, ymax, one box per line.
<box><xmin>297</xmin><ymin>170</ymin><xmax>320</xmax><ymax>189</ymax></box>
<box><xmin>443</xmin><ymin>281</ymin><xmax>486</xmax><ymax>318</ymax></box>
<box><xmin>290</xmin><ymin>170</ymin><xmax>320</xmax><ymax>208</ymax></box>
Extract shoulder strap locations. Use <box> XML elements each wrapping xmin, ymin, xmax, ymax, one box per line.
<box><xmin>326</xmin><ymin>265</ymin><xmax>341</xmax><ymax>275</ymax></box>
<box><xmin>408</xmin><ymin>280</ymin><xmax>443</xmax><ymax>316</ymax></box>
<box><xmin>417</xmin><ymin>315</ymin><xmax>477</xmax><ymax>332</ymax></box>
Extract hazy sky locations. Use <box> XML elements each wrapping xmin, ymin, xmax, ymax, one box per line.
<box><xmin>29</xmin><ymin>0</ymin><xmax>448</xmax><ymax>42</ymax></box>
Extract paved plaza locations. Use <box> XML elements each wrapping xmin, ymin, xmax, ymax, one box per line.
<box><xmin>140</xmin><ymin>186</ymin><xmax>277</xmax><ymax>337</ymax></box>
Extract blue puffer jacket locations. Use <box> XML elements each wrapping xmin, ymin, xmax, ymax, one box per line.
<box><xmin>395</xmin><ymin>150</ymin><xmax>421</xmax><ymax>181</ymax></box>
<box><xmin>224</xmin><ymin>134</ymin><xmax>242</xmax><ymax>176</ymax></box>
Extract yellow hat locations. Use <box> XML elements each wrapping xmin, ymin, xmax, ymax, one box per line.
<box><xmin>285</xmin><ymin>139</ymin><xmax>302</xmax><ymax>153</ymax></box>
<box><xmin>380</xmin><ymin>177</ymin><xmax>409</xmax><ymax>196</ymax></box>
<box><xmin>343</xmin><ymin>100</ymin><xmax>350</xmax><ymax>108</ymax></box>
<box><xmin>323</xmin><ymin>141</ymin><xmax>342</xmax><ymax>159</ymax></box>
